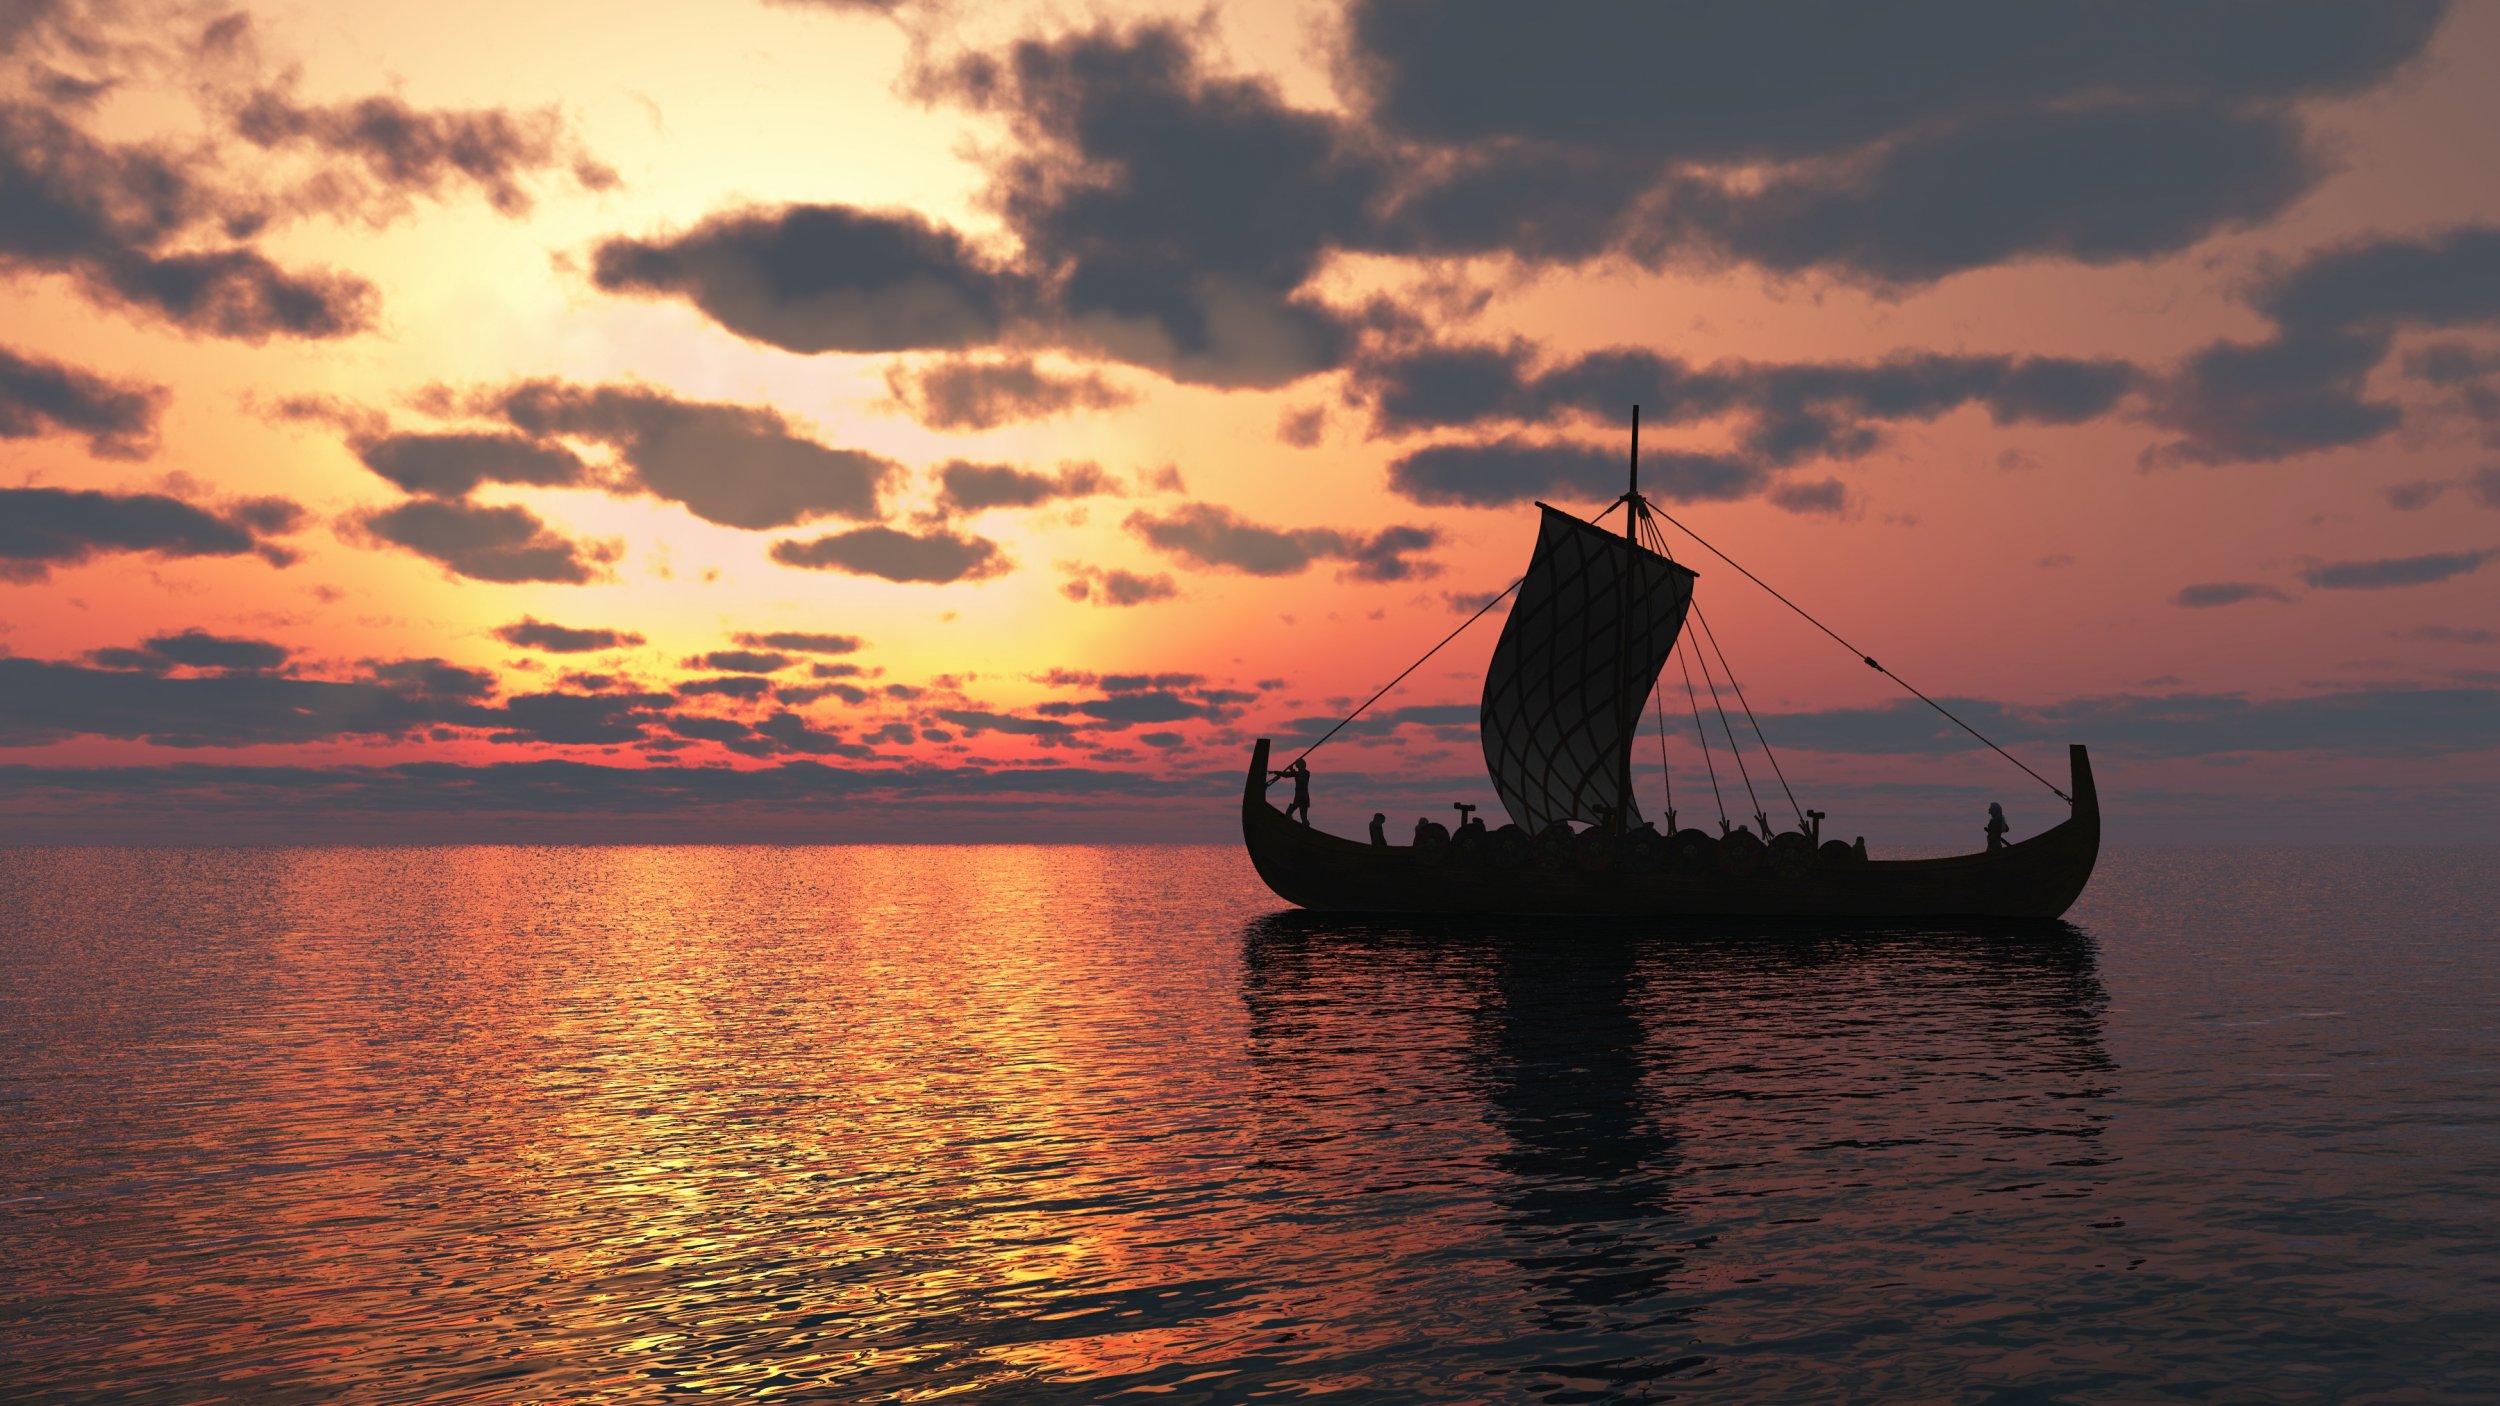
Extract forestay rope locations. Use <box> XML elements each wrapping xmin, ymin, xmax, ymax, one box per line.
<box><xmin>1282</xmin><ymin>500</ymin><xmax>1624</xmax><ymax>770</ymax></box>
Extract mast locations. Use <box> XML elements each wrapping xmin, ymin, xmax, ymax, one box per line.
<box><xmin>1617</xmin><ymin>406</ymin><xmax>1639</xmax><ymax>832</ymax></box>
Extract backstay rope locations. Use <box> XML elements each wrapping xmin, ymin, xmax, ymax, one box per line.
<box><xmin>1690</xmin><ymin>602</ymin><xmax>1807</xmax><ymax>832</ymax></box>
<box><xmin>1652</xmin><ymin>681</ymin><xmax>1675</xmax><ymax>830</ymax></box>
<box><xmin>1643</xmin><ymin>503</ymin><xmax>2072</xmax><ymax>804</ymax></box>
<box><xmin>1686</xmin><ymin>616</ymin><xmax>1766</xmax><ymax>834</ymax></box>
<box><xmin>1673</xmin><ymin>639</ymin><xmax>1729</xmax><ymax>829</ymax></box>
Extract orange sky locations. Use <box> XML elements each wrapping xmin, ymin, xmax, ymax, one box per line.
<box><xmin>3</xmin><ymin>0</ymin><xmax>2496</xmax><ymax>842</ymax></box>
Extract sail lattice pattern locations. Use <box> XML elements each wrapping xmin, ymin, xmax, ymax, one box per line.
<box><xmin>1479</xmin><ymin>506</ymin><xmax>1698</xmax><ymax>832</ymax></box>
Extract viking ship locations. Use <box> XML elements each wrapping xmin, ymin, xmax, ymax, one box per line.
<box><xmin>1241</xmin><ymin>415</ymin><xmax>2100</xmax><ymax>920</ymax></box>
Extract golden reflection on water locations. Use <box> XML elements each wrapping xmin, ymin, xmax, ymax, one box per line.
<box><xmin>11</xmin><ymin>845</ymin><xmax>2489</xmax><ymax>1402</ymax></box>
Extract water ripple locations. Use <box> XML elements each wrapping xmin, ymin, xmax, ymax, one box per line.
<box><xmin>2</xmin><ymin>845</ymin><xmax>2495</xmax><ymax>1403</ymax></box>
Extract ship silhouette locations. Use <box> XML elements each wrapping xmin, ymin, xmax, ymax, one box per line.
<box><xmin>1243</xmin><ymin>413</ymin><xmax>2099</xmax><ymax>919</ymax></box>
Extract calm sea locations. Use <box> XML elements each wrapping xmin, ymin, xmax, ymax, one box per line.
<box><xmin>2</xmin><ymin>846</ymin><xmax>2494</xmax><ymax>1404</ymax></box>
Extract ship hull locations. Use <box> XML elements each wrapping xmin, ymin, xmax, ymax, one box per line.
<box><xmin>1240</xmin><ymin>739</ymin><xmax>2100</xmax><ymax>921</ymax></box>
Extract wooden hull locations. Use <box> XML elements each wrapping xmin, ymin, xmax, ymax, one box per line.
<box><xmin>1240</xmin><ymin>739</ymin><xmax>2100</xmax><ymax>921</ymax></box>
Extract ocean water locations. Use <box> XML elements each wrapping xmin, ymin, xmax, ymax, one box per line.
<box><xmin>0</xmin><ymin>845</ymin><xmax>2493</xmax><ymax>1404</ymax></box>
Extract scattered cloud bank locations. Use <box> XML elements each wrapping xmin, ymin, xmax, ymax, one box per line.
<box><xmin>0</xmin><ymin>6</ymin><xmax>611</xmax><ymax>340</ymax></box>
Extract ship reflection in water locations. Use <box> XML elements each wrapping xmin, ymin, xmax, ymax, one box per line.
<box><xmin>1240</xmin><ymin>915</ymin><xmax>2111</xmax><ymax>1400</ymax></box>
<box><xmin>7</xmin><ymin>845</ymin><xmax>2493</xmax><ymax>1403</ymax></box>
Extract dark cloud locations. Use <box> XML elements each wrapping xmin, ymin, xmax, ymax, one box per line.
<box><xmin>491</xmin><ymin>380</ymin><xmax>895</xmax><ymax>530</ymax></box>
<box><xmin>685</xmin><ymin>649</ymin><xmax>792</xmax><ymax>674</ymax></box>
<box><xmin>597</xmin><ymin>24</ymin><xmax>1375</xmax><ymax>385</ymax></box>
<box><xmin>888</xmin><ymin>356</ymin><xmax>1132</xmax><ymax>430</ymax></box>
<box><xmin>2262</xmin><ymin>224</ymin><xmax>2500</xmax><ymax>335</ymax></box>
<box><xmin>1386</xmin><ymin>438</ymin><xmax>1760</xmax><ymax>508</ymax></box>
<box><xmin>1358</xmin><ymin>342</ymin><xmax>2141</xmax><ymax>462</ymax></box>
<box><xmin>2301</xmin><ymin>549</ymin><xmax>2492</xmax><ymax>590</ymax></box>
<box><xmin>676</xmin><ymin>676</ymin><xmax>776</xmax><ymax>700</ymax></box>
<box><xmin>1635</xmin><ymin>105</ymin><xmax>2317</xmax><ymax>285</ymax></box>
<box><xmin>936</xmin><ymin>708</ymin><xmax>1078</xmax><ymax>738</ymax></box>
<box><xmin>2174</xmin><ymin>581</ymin><xmax>2293</xmax><ymax>608</ymax></box>
<box><xmin>736</xmin><ymin>631</ymin><xmax>861</xmax><ymax>654</ymax></box>
<box><xmin>353</xmin><ymin>498</ymin><xmax>611</xmax><ymax>584</ymax></box>
<box><xmin>0</xmin><ymin>103</ymin><xmax>377</xmax><ymax>339</ymax></box>
<box><xmin>2385</xmin><ymin>480</ymin><xmax>2449</xmax><ymax>511</ymax></box>
<box><xmin>1767</xmin><ymin>479</ymin><xmax>1849</xmax><ymax>516</ymax></box>
<box><xmin>1346</xmin><ymin>1</ymin><xmax>2442</xmax><ymax>282</ymax></box>
<box><xmin>934</xmin><ymin>459</ymin><xmax>1115</xmax><ymax>513</ymax></box>
<box><xmin>1347</xmin><ymin>2</ymin><xmax>2441</xmax><ymax>162</ymax></box>
<box><xmin>750</xmin><ymin>711</ymin><xmax>877</xmax><ymax>758</ymax></box>
<box><xmin>2152</xmin><ymin>226</ymin><xmax>2500</xmax><ymax>464</ymax></box>
<box><xmin>2146</xmin><ymin>329</ymin><xmax>2399</xmax><ymax>465</ymax></box>
<box><xmin>0</xmin><ymin>654</ymin><xmax>487</xmax><ymax>747</ymax></box>
<box><xmin>484</xmin><ymin>689</ymin><xmax>669</xmax><ymax>746</ymax></box>
<box><xmin>666</xmin><ymin>715</ymin><xmax>754</xmax><ymax>744</ymax></box>
<box><xmin>1277</xmin><ymin>405</ymin><xmax>1327</xmax><ymax>447</ymax></box>
<box><xmin>366</xmin><ymin>658</ymin><xmax>498</xmax><ymax>699</ymax></box>
<box><xmin>2403</xmin><ymin>342</ymin><xmax>2500</xmax><ymax>386</ymax></box>
<box><xmin>0</xmin><ymin>485</ymin><xmax>301</xmax><ymax>581</ymax></box>
<box><xmin>939</xmin><ymin>23</ymin><xmax>1375</xmax><ymax>386</ymax></box>
<box><xmin>129</xmin><ymin>629</ymin><xmax>289</xmax><ymax>671</ymax></box>
<box><xmin>1125</xmin><ymin>503</ymin><xmax>1442</xmax><ymax>581</ymax></box>
<box><xmin>1060</xmin><ymin>564</ymin><xmax>1178</xmax><ymax>606</ymax></box>
<box><xmin>1755</xmin><ymin>685</ymin><xmax>2499</xmax><ymax>760</ymax></box>
<box><xmin>495</xmin><ymin>617</ymin><xmax>643</xmax><ymax>653</ymax></box>
<box><xmin>592</xmin><ymin>204</ymin><xmax>1020</xmax><ymax>353</ymax></box>
<box><xmin>0</xmin><ymin>343</ymin><xmax>164</xmax><ymax>457</ymax></box>
<box><xmin>2395</xmin><ymin>624</ymin><xmax>2495</xmax><ymax>645</ymax></box>
<box><xmin>88</xmin><ymin>631</ymin><xmax>287</xmax><ymax>673</ymax></box>
<box><xmin>1357</xmin><ymin>341</ymin><xmax>1544</xmax><ymax>434</ymax></box>
<box><xmin>1046</xmin><ymin>670</ymin><xmax>1206</xmax><ymax>693</ymax></box>
<box><xmin>600</xmin><ymin>11</ymin><xmax>2407</xmax><ymax>386</ymax></box>
<box><xmin>353</xmin><ymin>431</ymin><xmax>590</xmax><ymax>497</ymax></box>
<box><xmin>768</xmin><ymin>525</ymin><xmax>1010</xmax><ymax>583</ymax></box>
<box><xmin>1270</xmin><ymin>700</ymin><xmax>1476</xmax><ymax>746</ymax></box>
<box><xmin>232</xmin><ymin>87</ymin><xmax>616</xmax><ymax>219</ymax></box>
<box><xmin>1034</xmin><ymin>690</ymin><xmax>1213</xmax><ymax>726</ymax></box>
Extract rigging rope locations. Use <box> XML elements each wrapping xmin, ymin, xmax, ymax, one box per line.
<box><xmin>1285</xmin><ymin>500</ymin><xmax>1626</xmax><ymax>768</ymax></box>
<box><xmin>1643</xmin><ymin>504</ymin><xmax>2072</xmax><ymax>804</ymax></box>
<box><xmin>1674</xmin><ymin>638</ymin><xmax>1729</xmax><ymax>829</ymax></box>
<box><xmin>1690</xmin><ymin>602</ymin><xmax>1808</xmax><ymax>831</ymax></box>
<box><xmin>1652</xmin><ymin>675</ymin><xmax>1675</xmax><ymax>830</ymax></box>
<box><xmin>1282</xmin><ymin>576</ymin><xmax>1519</xmax><ymax>769</ymax></box>
<box><xmin>1686</xmin><ymin>616</ymin><xmax>1766</xmax><ymax>834</ymax></box>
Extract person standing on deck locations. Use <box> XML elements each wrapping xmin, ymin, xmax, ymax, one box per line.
<box><xmin>1986</xmin><ymin>802</ymin><xmax>2010</xmax><ymax>851</ymax></box>
<box><xmin>1268</xmin><ymin>759</ymin><xmax>1312</xmax><ymax>825</ymax></box>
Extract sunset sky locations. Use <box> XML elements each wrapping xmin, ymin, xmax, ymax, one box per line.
<box><xmin>4</xmin><ymin>0</ymin><xmax>2495</xmax><ymax>843</ymax></box>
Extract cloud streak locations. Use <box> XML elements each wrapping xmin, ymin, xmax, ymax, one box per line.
<box><xmin>1126</xmin><ymin>503</ymin><xmax>1442</xmax><ymax>581</ymax></box>
<box><xmin>770</xmin><ymin>525</ymin><xmax>1011</xmax><ymax>583</ymax></box>
<box><xmin>0</xmin><ymin>343</ymin><xmax>165</xmax><ymax>458</ymax></box>
<box><xmin>352</xmin><ymin>499</ymin><xmax>613</xmax><ymax>584</ymax></box>
<box><xmin>2301</xmin><ymin>549</ymin><xmax>2492</xmax><ymax>590</ymax></box>
<box><xmin>0</xmin><ymin>485</ymin><xmax>303</xmax><ymax>581</ymax></box>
